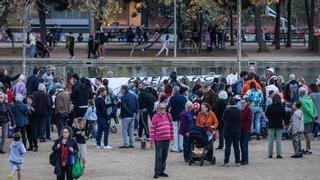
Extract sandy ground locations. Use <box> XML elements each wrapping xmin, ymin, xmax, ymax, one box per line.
<box><xmin>0</xmin><ymin>128</ymin><xmax>319</xmax><ymax>180</ymax></box>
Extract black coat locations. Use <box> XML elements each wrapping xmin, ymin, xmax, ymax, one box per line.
<box><xmin>72</xmin><ymin>84</ymin><xmax>93</xmax><ymax>107</ymax></box>
<box><xmin>52</xmin><ymin>138</ymin><xmax>79</xmax><ymax>176</ymax></box>
<box><xmin>166</xmin><ymin>93</ymin><xmax>187</xmax><ymax>121</ymax></box>
<box><xmin>216</xmin><ymin>99</ymin><xmax>227</xmax><ymax>130</ymax></box>
<box><xmin>33</xmin><ymin>91</ymin><xmax>52</xmax><ymax>117</ymax></box>
<box><xmin>265</xmin><ymin>103</ymin><xmax>286</xmax><ymax>129</ymax></box>
<box><xmin>26</xmin><ymin>75</ymin><xmax>39</xmax><ymax>96</ymax></box>
<box><xmin>222</xmin><ymin>106</ymin><xmax>241</xmax><ymax>137</ymax></box>
<box><xmin>0</xmin><ymin>74</ymin><xmax>20</xmax><ymax>89</ymax></box>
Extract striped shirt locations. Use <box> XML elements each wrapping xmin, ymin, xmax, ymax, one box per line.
<box><xmin>149</xmin><ymin>112</ymin><xmax>174</xmax><ymax>144</ymax></box>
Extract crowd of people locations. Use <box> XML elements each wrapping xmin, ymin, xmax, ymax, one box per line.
<box><xmin>0</xmin><ymin>65</ymin><xmax>319</xmax><ymax>179</ymax></box>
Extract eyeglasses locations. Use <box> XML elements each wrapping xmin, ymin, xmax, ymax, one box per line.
<box><xmin>159</xmin><ymin>107</ymin><xmax>166</xmax><ymax>110</ymax></box>
<box><xmin>62</xmin><ymin>131</ymin><xmax>69</xmax><ymax>134</ymax></box>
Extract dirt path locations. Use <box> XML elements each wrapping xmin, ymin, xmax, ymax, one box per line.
<box><xmin>0</xmin><ymin>130</ymin><xmax>319</xmax><ymax>180</ymax></box>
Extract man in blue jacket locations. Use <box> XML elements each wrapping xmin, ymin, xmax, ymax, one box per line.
<box><xmin>166</xmin><ymin>86</ymin><xmax>187</xmax><ymax>152</ymax></box>
<box><xmin>118</xmin><ymin>85</ymin><xmax>139</xmax><ymax>149</ymax></box>
<box><xmin>26</xmin><ymin>67</ymin><xmax>39</xmax><ymax>96</ymax></box>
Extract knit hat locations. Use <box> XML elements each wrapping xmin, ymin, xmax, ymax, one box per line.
<box><xmin>265</xmin><ymin>67</ymin><xmax>274</xmax><ymax>74</ymax></box>
<box><xmin>218</xmin><ymin>90</ymin><xmax>228</xmax><ymax>100</ymax></box>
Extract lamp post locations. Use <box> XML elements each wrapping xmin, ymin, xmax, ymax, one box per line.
<box><xmin>173</xmin><ymin>0</ymin><xmax>177</xmax><ymax>58</ymax></box>
<box><xmin>237</xmin><ymin>0</ymin><xmax>242</xmax><ymax>74</ymax></box>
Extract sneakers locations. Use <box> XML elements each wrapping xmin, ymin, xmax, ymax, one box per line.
<box><xmin>159</xmin><ymin>172</ymin><xmax>169</xmax><ymax>177</ymax></box>
<box><xmin>236</xmin><ymin>163</ymin><xmax>241</xmax><ymax>167</ymax></box>
<box><xmin>153</xmin><ymin>174</ymin><xmax>159</xmax><ymax>179</ymax></box>
<box><xmin>103</xmin><ymin>145</ymin><xmax>112</xmax><ymax>149</ymax></box>
<box><xmin>291</xmin><ymin>154</ymin><xmax>302</xmax><ymax>158</ymax></box>
<box><xmin>302</xmin><ymin>149</ymin><xmax>312</xmax><ymax>155</ymax></box>
<box><xmin>240</xmin><ymin>161</ymin><xmax>249</xmax><ymax>165</ymax></box>
<box><xmin>276</xmin><ymin>155</ymin><xmax>284</xmax><ymax>159</ymax></box>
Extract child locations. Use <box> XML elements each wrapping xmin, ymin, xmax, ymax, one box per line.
<box><xmin>8</xmin><ymin>132</ymin><xmax>26</xmax><ymax>180</ymax></box>
<box><xmin>84</xmin><ymin>99</ymin><xmax>97</xmax><ymax>140</ymax></box>
<box><xmin>156</xmin><ymin>35</ymin><xmax>170</xmax><ymax>57</ymax></box>
<box><xmin>74</xmin><ymin>118</ymin><xmax>89</xmax><ymax>169</ymax></box>
<box><xmin>289</xmin><ymin>101</ymin><xmax>304</xmax><ymax>158</ymax></box>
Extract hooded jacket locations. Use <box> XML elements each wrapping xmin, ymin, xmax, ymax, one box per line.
<box><xmin>72</xmin><ymin>84</ymin><xmax>93</xmax><ymax>107</ymax></box>
<box><xmin>9</xmin><ymin>141</ymin><xmax>26</xmax><ymax>164</ymax></box>
<box><xmin>300</xmin><ymin>95</ymin><xmax>317</xmax><ymax>124</ymax></box>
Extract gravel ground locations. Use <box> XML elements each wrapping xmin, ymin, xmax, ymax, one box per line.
<box><xmin>0</xmin><ymin>129</ymin><xmax>319</xmax><ymax>180</ymax></box>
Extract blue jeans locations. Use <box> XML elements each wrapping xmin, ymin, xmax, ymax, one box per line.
<box><xmin>29</xmin><ymin>45</ymin><xmax>36</xmax><ymax>59</ymax></box>
<box><xmin>46</xmin><ymin>115</ymin><xmax>52</xmax><ymax>139</ymax></box>
<box><xmin>183</xmin><ymin>136</ymin><xmax>190</xmax><ymax>162</ymax></box>
<box><xmin>252</xmin><ymin>106</ymin><xmax>262</xmax><ymax>135</ymax></box>
<box><xmin>121</xmin><ymin>117</ymin><xmax>135</xmax><ymax>146</ymax></box>
<box><xmin>240</xmin><ymin>133</ymin><xmax>250</xmax><ymax>163</ymax></box>
<box><xmin>96</xmin><ymin>119</ymin><xmax>110</xmax><ymax>146</ymax></box>
<box><xmin>224</xmin><ymin>135</ymin><xmax>240</xmax><ymax>164</ymax></box>
<box><xmin>268</xmin><ymin>129</ymin><xmax>282</xmax><ymax>156</ymax></box>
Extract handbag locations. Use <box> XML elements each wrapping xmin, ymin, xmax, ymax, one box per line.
<box><xmin>72</xmin><ymin>156</ymin><xmax>83</xmax><ymax>179</ymax></box>
<box><xmin>49</xmin><ymin>150</ymin><xmax>57</xmax><ymax>166</ymax></box>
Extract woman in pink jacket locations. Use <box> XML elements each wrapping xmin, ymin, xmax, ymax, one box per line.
<box><xmin>150</xmin><ymin>102</ymin><xmax>174</xmax><ymax>179</ymax></box>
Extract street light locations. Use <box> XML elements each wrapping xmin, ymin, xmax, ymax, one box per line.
<box><xmin>237</xmin><ymin>0</ymin><xmax>242</xmax><ymax>74</ymax></box>
<box><xmin>173</xmin><ymin>0</ymin><xmax>177</xmax><ymax>58</ymax></box>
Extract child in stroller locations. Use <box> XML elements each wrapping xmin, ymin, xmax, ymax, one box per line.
<box><xmin>35</xmin><ymin>40</ymin><xmax>50</xmax><ymax>58</ymax></box>
<box><xmin>188</xmin><ymin>126</ymin><xmax>216</xmax><ymax>166</ymax></box>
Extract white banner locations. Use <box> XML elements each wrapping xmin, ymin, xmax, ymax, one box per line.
<box><xmin>90</xmin><ymin>74</ymin><xmax>219</xmax><ymax>95</ymax></box>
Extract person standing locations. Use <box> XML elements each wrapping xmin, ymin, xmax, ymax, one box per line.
<box><xmin>55</xmin><ymin>83</ymin><xmax>71</xmax><ymax>136</ymax></box>
<box><xmin>244</xmin><ymin>82</ymin><xmax>263</xmax><ymax>140</ymax></box>
<box><xmin>95</xmin><ymin>87</ymin><xmax>112</xmax><ymax>149</ymax></box>
<box><xmin>299</xmin><ymin>87</ymin><xmax>317</xmax><ymax>155</ymax></box>
<box><xmin>308</xmin><ymin>84</ymin><xmax>320</xmax><ymax>141</ymax></box>
<box><xmin>29</xmin><ymin>31</ymin><xmax>36</xmax><ymax>59</ymax></box>
<box><xmin>87</xmin><ymin>34</ymin><xmax>97</xmax><ymax>59</ymax></box>
<box><xmin>42</xmin><ymin>65</ymin><xmax>54</xmax><ymax>87</ymax></box>
<box><xmin>84</xmin><ymin>99</ymin><xmax>97</xmax><ymax>139</ymax></box>
<box><xmin>288</xmin><ymin>101</ymin><xmax>304</xmax><ymax>158</ymax></box>
<box><xmin>215</xmin><ymin>91</ymin><xmax>228</xmax><ymax>150</ymax></box>
<box><xmin>222</xmin><ymin>98</ymin><xmax>241</xmax><ymax>167</ymax></box>
<box><xmin>265</xmin><ymin>94</ymin><xmax>286</xmax><ymax>158</ymax></box>
<box><xmin>26</xmin><ymin>95</ymin><xmax>38</xmax><ymax>152</ymax></box>
<box><xmin>66</xmin><ymin>32</ymin><xmax>75</xmax><ymax>59</ymax></box>
<box><xmin>284</xmin><ymin>74</ymin><xmax>299</xmax><ymax>103</ymax></box>
<box><xmin>26</xmin><ymin>67</ymin><xmax>39</xmax><ymax>96</ymax></box>
<box><xmin>179</xmin><ymin>101</ymin><xmax>195</xmax><ymax>163</ymax></box>
<box><xmin>13</xmin><ymin>75</ymin><xmax>26</xmax><ymax>98</ymax></box>
<box><xmin>240</xmin><ymin>98</ymin><xmax>253</xmax><ymax>165</ymax></box>
<box><xmin>33</xmin><ymin>83</ymin><xmax>52</xmax><ymax>142</ymax></box>
<box><xmin>156</xmin><ymin>35</ymin><xmax>170</xmax><ymax>57</ymax></box>
<box><xmin>226</xmin><ymin>68</ymin><xmax>238</xmax><ymax>85</ymax></box>
<box><xmin>73</xmin><ymin>118</ymin><xmax>88</xmax><ymax>169</ymax></box>
<box><xmin>150</xmin><ymin>102</ymin><xmax>174</xmax><ymax>179</ymax></box>
<box><xmin>10</xmin><ymin>94</ymin><xmax>31</xmax><ymax>148</ymax></box>
<box><xmin>72</xmin><ymin>77</ymin><xmax>93</xmax><ymax>118</ymax></box>
<box><xmin>96</xmin><ymin>29</ymin><xmax>106</xmax><ymax>60</ymax></box>
<box><xmin>166</xmin><ymin>86</ymin><xmax>187</xmax><ymax>152</ymax></box>
<box><xmin>203</xmin><ymin>82</ymin><xmax>219</xmax><ymax>113</ymax></box>
<box><xmin>52</xmin><ymin>126</ymin><xmax>79</xmax><ymax>180</ymax></box>
<box><xmin>118</xmin><ymin>85</ymin><xmax>139</xmax><ymax>149</ymax></box>
<box><xmin>0</xmin><ymin>92</ymin><xmax>15</xmax><ymax>154</ymax></box>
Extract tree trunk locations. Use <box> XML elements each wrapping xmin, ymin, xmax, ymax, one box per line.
<box><xmin>254</xmin><ymin>6</ymin><xmax>268</xmax><ymax>52</ymax></box>
<box><xmin>286</xmin><ymin>0</ymin><xmax>292</xmax><ymax>47</ymax></box>
<box><xmin>0</xmin><ymin>2</ymin><xmax>10</xmax><ymax>26</ymax></box>
<box><xmin>305</xmin><ymin>0</ymin><xmax>315</xmax><ymax>51</ymax></box>
<box><xmin>230</xmin><ymin>5</ymin><xmax>234</xmax><ymax>46</ymax></box>
<box><xmin>37</xmin><ymin>0</ymin><xmax>47</xmax><ymax>44</ymax></box>
<box><xmin>274</xmin><ymin>1</ymin><xmax>281</xmax><ymax>49</ymax></box>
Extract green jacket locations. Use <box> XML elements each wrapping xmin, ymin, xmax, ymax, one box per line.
<box><xmin>301</xmin><ymin>95</ymin><xmax>317</xmax><ymax>124</ymax></box>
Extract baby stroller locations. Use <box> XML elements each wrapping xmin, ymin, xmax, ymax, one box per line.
<box><xmin>35</xmin><ymin>40</ymin><xmax>50</xmax><ymax>58</ymax></box>
<box><xmin>188</xmin><ymin>126</ymin><xmax>216</xmax><ymax>166</ymax></box>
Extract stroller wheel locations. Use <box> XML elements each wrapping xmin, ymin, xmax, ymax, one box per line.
<box><xmin>211</xmin><ymin>156</ymin><xmax>216</xmax><ymax>165</ymax></box>
<box><xmin>110</xmin><ymin>126</ymin><xmax>117</xmax><ymax>134</ymax></box>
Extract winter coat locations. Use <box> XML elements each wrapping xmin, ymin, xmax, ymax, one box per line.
<box><xmin>241</xmin><ymin>105</ymin><xmax>253</xmax><ymax>134</ymax></box>
<box><xmin>33</xmin><ymin>91</ymin><xmax>52</xmax><ymax>117</ymax></box>
<box><xmin>222</xmin><ymin>106</ymin><xmax>241</xmax><ymax>137</ymax></box>
<box><xmin>120</xmin><ymin>92</ymin><xmax>139</xmax><ymax>118</ymax></box>
<box><xmin>289</xmin><ymin>109</ymin><xmax>304</xmax><ymax>134</ymax></box>
<box><xmin>179</xmin><ymin>110</ymin><xmax>195</xmax><ymax>136</ymax></box>
<box><xmin>72</xmin><ymin>84</ymin><xmax>93</xmax><ymax>108</ymax></box>
<box><xmin>10</xmin><ymin>102</ymin><xmax>31</xmax><ymax>127</ymax></box>
<box><xmin>26</xmin><ymin>75</ymin><xmax>39</xmax><ymax>96</ymax></box>
<box><xmin>266</xmin><ymin>103</ymin><xmax>286</xmax><ymax>129</ymax></box>
<box><xmin>203</xmin><ymin>89</ymin><xmax>218</xmax><ymax>112</ymax></box>
<box><xmin>196</xmin><ymin>111</ymin><xmax>219</xmax><ymax>133</ymax></box>
<box><xmin>300</xmin><ymin>95</ymin><xmax>317</xmax><ymax>124</ymax></box>
<box><xmin>166</xmin><ymin>92</ymin><xmax>187</xmax><ymax>121</ymax></box>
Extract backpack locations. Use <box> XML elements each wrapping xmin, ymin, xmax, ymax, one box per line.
<box><xmin>288</xmin><ymin>82</ymin><xmax>299</xmax><ymax>102</ymax></box>
<box><xmin>49</xmin><ymin>150</ymin><xmax>57</xmax><ymax>166</ymax></box>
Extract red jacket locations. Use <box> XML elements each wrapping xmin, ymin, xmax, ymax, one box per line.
<box><xmin>241</xmin><ymin>106</ymin><xmax>253</xmax><ymax>134</ymax></box>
